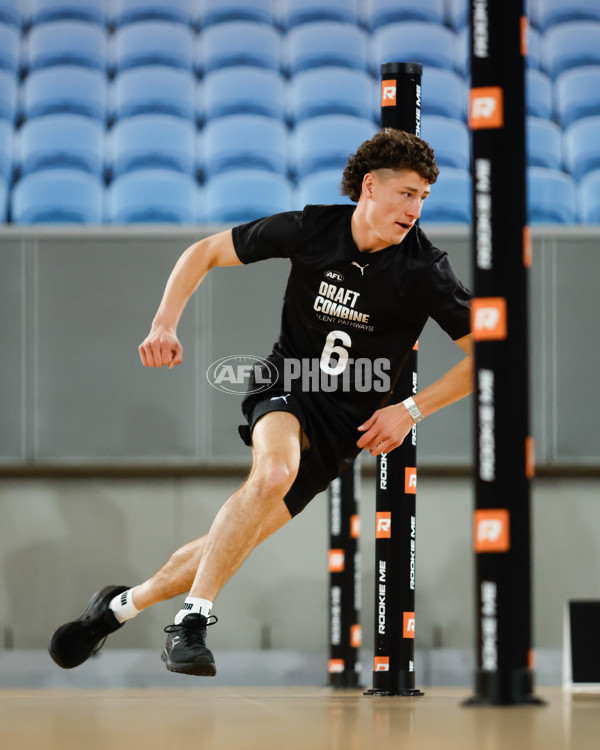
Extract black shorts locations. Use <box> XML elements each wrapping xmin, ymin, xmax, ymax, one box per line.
<box><xmin>238</xmin><ymin>385</ymin><xmax>361</xmax><ymax>518</ymax></box>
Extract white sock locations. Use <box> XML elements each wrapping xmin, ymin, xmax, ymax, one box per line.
<box><xmin>174</xmin><ymin>596</ymin><xmax>213</xmax><ymax>624</ymax></box>
<box><xmin>109</xmin><ymin>587</ymin><xmax>140</xmax><ymax>624</ymax></box>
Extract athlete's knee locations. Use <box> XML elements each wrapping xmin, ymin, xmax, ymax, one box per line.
<box><xmin>249</xmin><ymin>457</ymin><xmax>298</xmax><ymax>500</ymax></box>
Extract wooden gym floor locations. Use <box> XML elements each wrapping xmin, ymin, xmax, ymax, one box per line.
<box><xmin>1</xmin><ymin>687</ymin><xmax>598</xmax><ymax>750</ymax></box>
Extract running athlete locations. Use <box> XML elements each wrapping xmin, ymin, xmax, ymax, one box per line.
<box><xmin>49</xmin><ymin>129</ymin><xmax>473</xmax><ymax>677</ymax></box>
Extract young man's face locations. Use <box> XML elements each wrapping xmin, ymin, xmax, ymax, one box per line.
<box><xmin>361</xmin><ymin>168</ymin><xmax>432</xmax><ymax>248</ymax></box>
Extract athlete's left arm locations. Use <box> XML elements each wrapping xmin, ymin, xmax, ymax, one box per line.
<box><xmin>356</xmin><ymin>334</ymin><xmax>473</xmax><ymax>456</ymax></box>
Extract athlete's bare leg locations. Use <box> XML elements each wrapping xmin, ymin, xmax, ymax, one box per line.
<box><xmin>132</xmin><ymin>535</ymin><xmax>207</xmax><ymax>610</ymax></box>
<box><xmin>132</xmin><ymin>411</ymin><xmax>301</xmax><ymax>610</ymax></box>
<box><xmin>187</xmin><ymin>411</ymin><xmax>300</xmax><ymax>601</ymax></box>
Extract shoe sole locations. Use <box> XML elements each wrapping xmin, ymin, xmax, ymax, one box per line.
<box><xmin>161</xmin><ymin>651</ymin><xmax>217</xmax><ymax>677</ymax></box>
<box><xmin>48</xmin><ymin>585</ymin><xmax>129</xmax><ymax>669</ymax></box>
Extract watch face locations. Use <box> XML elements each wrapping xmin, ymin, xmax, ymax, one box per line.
<box><xmin>408</xmin><ymin>404</ymin><xmax>422</xmax><ymax>422</ymax></box>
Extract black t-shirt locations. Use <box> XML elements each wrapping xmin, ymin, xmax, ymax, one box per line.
<box><xmin>232</xmin><ymin>204</ymin><xmax>471</xmax><ymax>432</ymax></box>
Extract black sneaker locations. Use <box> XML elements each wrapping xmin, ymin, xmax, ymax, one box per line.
<box><xmin>48</xmin><ymin>585</ymin><xmax>130</xmax><ymax>669</ymax></box>
<box><xmin>161</xmin><ymin>613</ymin><xmax>218</xmax><ymax>676</ymax></box>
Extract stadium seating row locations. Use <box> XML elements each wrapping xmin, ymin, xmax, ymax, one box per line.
<box><xmin>3</xmin><ymin>0</ymin><xmax>600</xmax><ymax>33</ymax></box>
<box><xmin>3</xmin><ymin>63</ymin><xmax>598</xmax><ymax>129</ymax></box>
<box><xmin>0</xmin><ymin>65</ymin><xmax>449</xmax><ymax>124</ymax></box>
<box><xmin>0</xmin><ymin>19</ymin><xmax>472</xmax><ymax>77</ymax></box>
<box><xmin>2</xmin><ymin>112</ymin><xmax>600</xmax><ymax>185</ymax></box>
<box><xmin>2</xmin><ymin>164</ymin><xmax>597</xmax><ymax>225</ymax></box>
<box><xmin>3</xmin><ymin>18</ymin><xmax>600</xmax><ymax>79</ymax></box>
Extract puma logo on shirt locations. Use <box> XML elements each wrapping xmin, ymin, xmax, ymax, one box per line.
<box><xmin>351</xmin><ymin>262</ymin><xmax>369</xmax><ymax>275</ymax></box>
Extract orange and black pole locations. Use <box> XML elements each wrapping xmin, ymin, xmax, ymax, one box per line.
<box><xmin>327</xmin><ymin>459</ymin><xmax>362</xmax><ymax>688</ymax></box>
<box><xmin>366</xmin><ymin>62</ymin><xmax>423</xmax><ymax>697</ymax></box>
<box><xmin>466</xmin><ymin>0</ymin><xmax>543</xmax><ymax>706</ymax></box>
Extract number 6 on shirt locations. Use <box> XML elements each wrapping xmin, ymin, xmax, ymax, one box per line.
<box><xmin>320</xmin><ymin>330</ymin><xmax>352</xmax><ymax>375</ymax></box>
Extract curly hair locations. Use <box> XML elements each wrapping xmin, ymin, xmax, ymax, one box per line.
<box><xmin>340</xmin><ymin>129</ymin><xmax>439</xmax><ymax>202</ymax></box>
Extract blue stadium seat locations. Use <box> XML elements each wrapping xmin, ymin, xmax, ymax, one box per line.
<box><xmin>0</xmin><ymin>118</ymin><xmax>12</xmax><ymax>181</ymax></box>
<box><xmin>454</xmin><ymin>26</ymin><xmax>469</xmax><ymax>77</ymax></box>
<box><xmin>527</xmin><ymin>167</ymin><xmax>577</xmax><ymax>223</ymax></box>
<box><xmin>564</xmin><ymin>116</ymin><xmax>600</xmax><ymax>181</ymax></box>
<box><xmin>25</xmin><ymin>21</ymin><xmax>107</xmax><ymax>71</ymax></box>
<box><xmin>0</xmin><ymin>22</ymin><xmax>20</xmax><ymax>73</ymax></box>
<box><xmin>111</xmin><ymin>66</ymin><xmax>196</xmax><ymax>121</ymax></box>
<box><xmin>28</xmin><ymin>0</ymin><xmax>107</xmax><ymax>26</ymax></box>
<box><xmin>111</xmin><ymin>21</ymin><xmax>195</xmax><ymax>73</ymax></box>
<box><xmin>112</xmin><ymin>0</ymin><xmax>192</xmax><ymax>27</ymax></box>
<box><xmin>372</xmin><ymin>22</ymin><xmax>455</xmax><ymax>76</ymax></box>
<box><xmin>286</xmin><ymin>22</ymin><xmax>369</xmax><ymax>74</ymax></box>
<box><xmin>543</xmin><ymin>22</ymin><xmax>600</xmax><ymax>79</ymax></box>
<box><xmin>526</xmin><ymin>117</ymin><xmax>562</xmax><ymax>170</ymax></box>
<box><xmin>108</xmin><ymin>169</ymin><xmax>197</xmax><ymax>224</ymax></box>
<box><xmin>202</xmin><ymin>115</ymin><xmax>288</xmax><ymax>177</ymax></box>
<box><xmin>0</xmin><ymin>0</ymin><xmax>19</xmax><ymax>27</ymax></box>
<box><xmin>526</xmin><ymin>68</ymin><xmax>553</xmax><ymax>120</ymax></box>
<box><xmin>527</xmin><ymin>0</ymin><xmax>541</xmax><ymax>29</ymax></box>
<box><xmin>292</xmin><ymin>115</ymin><xmax>376</xmax><ymax>179</ymax></box>
<box><xmin>421</xmin><ymin>115</ymin><xmax>469</xmax><ymax>170</ymax></box>
<box><xmin>198</xmin><ymin>0</ymin><xmax>276</xmax><ymax>28</ymax></box>
<box><xmin>527</xmin><ymin>26</ymin><xmax>542</xmax><ymax>71</ymax></box>
<box><xmin>295</xmin><ymin>169</ymin><xmax>353</xmax><ymax>207</ymax></box>
<box><xmin>18</xmin><ymin>114</ymin><xmax>104</xmax><ymax>177</ymax></box>
<box><xmin>421</xmin><ymin>67</ymin><xmax>468</xmax><ymax>121</ymax></box>
<box><xmin>280</xmin><ymin>0</ymin><xmax>360</xmax><ymax>29</ymax></box>
<box><xmin>537</xmin><ymin>0</ymin><xmax>600</xmax><ymax>32</ymax></box>
<box><xmin>196</xmin><ymin>80</ymin><xmax>204</xmax><ymax>124</ymax></box>
<box><xmin>109</xmin><ymin>114</ymin><xmax>195</xmax><ymax>178</ymax></box>
<box><xmin>447</xmin><ymin>0</ymin><xmax>467</xmax><ymax>30</ymax></box>
<box><xmin>11</xmin><ymin>169</ymin><xmax>104</xmax><ymax>223</ymax></box>
<box><xmin>200</xmin><ymin>21</ymin><xmax>281</xmax><ymax>74</ymax></box>
<box><xmin>0</xmin><ymin>69</ymin><xmax>17</xmax><ymax>121</ymax></box>
<box><xmin>366</xmin><ymin>0</ymin><xmax>444</xmax><ymax>30</ymax></box>
<box><xmin>420</xmin><ymin>167</ymin><xmax>471</xmax><ymax>224</ymax></box>
<box><xmin>578</xmin><ymin>169</ymin><xmax>600</xmax><ymax>223</ymax></box>
<box><xmin>203</xmin><ymin>67</ymin><xmax>286</xmax><ymax>121</ymax></box>
<box><xmin>288</xmin><ymin>67</ymin><xmax>374</xmax><ymax>123</ymax></box>
<box><xmin>22</xmin><ymin>65</ymin><xmax>107</xmax><ymax>120</ymax></box>
<box><xmin>0</xmin><ymin>177</ymin><xmax>7</xmax><ymax>221</ymax></box>
<box><xmin>555</xmin><ymin>66</ymin><xmax>600</xmax><ymax>129</ymax></box>
<box><xmin>205</xmin><ymin>169</ymin><xmax>292</xmax><ymax>223</ymax></box>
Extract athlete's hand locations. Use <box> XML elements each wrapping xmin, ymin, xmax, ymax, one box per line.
<box><xmin>138</xmin><ymin>326</ymin><xmax>183</xmax><ymax>369</ymax></box>
<box><xmin>356</xmin><ymin>404</ymin><xmax>414</xmax><ymax>456</ymax></box>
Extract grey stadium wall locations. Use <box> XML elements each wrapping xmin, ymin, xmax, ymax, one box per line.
<box><xmin>0</xmin><ymin>225</ymin><xmax>598</xmax><ymax>473</ymax></box>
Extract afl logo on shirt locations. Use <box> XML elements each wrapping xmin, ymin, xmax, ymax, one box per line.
<box><xmin>324</xmin><ymin>270</ymin><xmax>344</xmax><ymax>282</ymax></box>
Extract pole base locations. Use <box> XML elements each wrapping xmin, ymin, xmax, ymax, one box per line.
<box><xmin>327</xmin><ymin>673</ymin><xmax>364</xmax><ymax>690</ymax></box>
<box><xmin>367</xmin><ymin>668</ymin><xmax>422</xmax><ymax>696</ymax></box>
<box><xmin>463</xmin><ymin>669</ymin><xmax>547</xmax><ymax>707</ymax></box>
<box><xmin>364</xmin><ymin>687</ymin><xmax>424</xmax><ymax>697</ymax></box>
<box><xmin>463</xmin><ymin>693</ymin><xmax>545</xmax><ymax>707</ymax></box>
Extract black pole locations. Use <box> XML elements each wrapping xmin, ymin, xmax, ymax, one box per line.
<box><xmin>365</xmin><ymin>62</ymin><xmax>423</xmax><ymax>697</ymax></box>
<box><xmin>328</xmin><ymin>458</ymin><xmax>362</xmax><ymax>688</ymax></box>
<box><xmin>465</xmin><ymin>0</ymin><xmax>543</xmax><ymax>706</ymax></box>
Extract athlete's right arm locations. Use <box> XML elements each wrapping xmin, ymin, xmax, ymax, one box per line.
<box><xmin>139</xmin><ymin>229</ymin><xmax>241</xmax><ymax>369</ymax></box>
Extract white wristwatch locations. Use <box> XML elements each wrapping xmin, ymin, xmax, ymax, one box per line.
<box><xmin>402</xmin><ymin>396</ymin><xmax>424</xmax><ymax>423</ymax></box>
